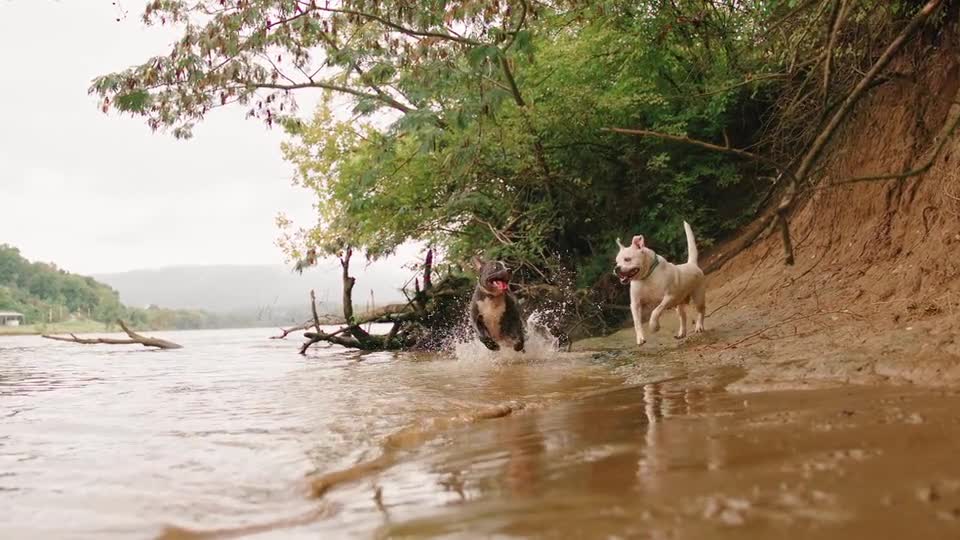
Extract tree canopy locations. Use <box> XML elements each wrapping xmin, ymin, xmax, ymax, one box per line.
<box><xmin>93</xmin><ymin>0</ymin><xmax>947</xmax><ymax>286</ymax></box>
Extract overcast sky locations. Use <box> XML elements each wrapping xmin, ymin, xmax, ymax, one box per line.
<box><xmin>0</xmin><ymin>1</ymin><xmax>416</xmax><ymax>275</ymax></box>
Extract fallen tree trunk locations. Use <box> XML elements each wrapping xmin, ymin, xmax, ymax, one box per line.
<box><xmin>42</xmin><ymin>320</ymin><xmax>183</xmax><ymax>349</ymax></box>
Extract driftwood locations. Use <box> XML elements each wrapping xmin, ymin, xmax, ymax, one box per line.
<box><xmin>270</xmin><ymin>320</ymin><xmax>314</xmax><ymax>339</ymax></box>
<box><xmin>299</xmin><ymin>247</ymin><xmax>426</xmax><ymax>353</ymax></box>
<box><xmin>42</xmin><ymin>320</ymin><xmax>182</xmax><ymax>349</ymax></box>
<box><xmin>271</xmin><ymin>313</ymin><xmax>345</xmax><ymax>339</ymax></box>
<box><xmin>295</xmin><ymin>247</ymin><xmax>470</xmax><ymax>353</ymax></box>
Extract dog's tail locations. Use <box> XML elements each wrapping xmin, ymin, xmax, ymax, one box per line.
<box><xmin>683</xmin><ymin>221</ymin><xmax>698</xmax><ymax>265</ymax></box>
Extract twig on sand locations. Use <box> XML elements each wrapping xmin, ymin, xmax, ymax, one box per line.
<box><xmin>42</xmin><ymin>320</ymin><xmax>182</xmax><ymax>349</ymax></box>
<box><xmin>718</xmin><ymin>309</ymin><xmax>860</xmax><ymax>350</ymax></box>
<box><xmin>708</xmin><ymin>245</ymin><xmax>773</xmax><ymax>317</ymax></box>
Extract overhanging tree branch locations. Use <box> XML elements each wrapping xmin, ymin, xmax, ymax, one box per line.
<box><xmin>602</xmin><ymin>127</ymin><xmax>785</xmax><ymax>170</ymax></box>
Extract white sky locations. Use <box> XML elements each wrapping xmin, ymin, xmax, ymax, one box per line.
<box><xmin>0</xmin><ymin>1</ymin><xmax>410</xmax><ymax>275</ymax></box>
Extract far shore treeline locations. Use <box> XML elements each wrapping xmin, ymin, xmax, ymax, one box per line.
<box><xmin>0</xmin><ymin>244</ymin><xmax>301</xmax><ymax>332</ymax></box>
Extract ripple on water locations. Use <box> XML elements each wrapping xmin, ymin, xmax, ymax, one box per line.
<box><xmin>6</xmin><ymin>329</ymin><xmax>960</xmax><ymax>539</ymax></box>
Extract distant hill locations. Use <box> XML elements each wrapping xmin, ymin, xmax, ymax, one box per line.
<box><xmin>93</xmin><ymin>261</ymin><xmax>410</xmax><ymax>317</ymax></box>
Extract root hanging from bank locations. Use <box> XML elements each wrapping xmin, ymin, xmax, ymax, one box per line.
<box><xmin>42</xmin><ymin>320</ymin><xmax>182</xmax><ymax>350</ymax></box>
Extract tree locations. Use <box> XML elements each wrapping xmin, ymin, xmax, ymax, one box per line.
<box><xmin>92</xmin><ymin>0</ymin><xmax>952</xmax><ymax>291</ymax></box>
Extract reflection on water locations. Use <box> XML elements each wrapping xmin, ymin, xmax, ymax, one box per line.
<box><xmin>3</xmin><ymin>329</ymin><xmax>960</xmax><ymax>539</ymax></box>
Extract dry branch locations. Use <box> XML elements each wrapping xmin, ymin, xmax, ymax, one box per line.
<box><xmin>310</xmin><ymin>289</ymin><xmax>322</xmax><ymax>333</ymax></box>
<box><xmin>791</xmin><ymin>0</ymin><xmax>945</xmax><ymax>186</ymax></box>
<box><xmin>298</xmin><ymin>248</ymin><xmax>449</xmax><ymax>353</ymax></box>
<box><xmin>42</xmin><ymin>320</ymin><xmax>182</xmax><ymax>349</ymax></box>
<box><xmin>602</xmin><ymin>127</ymin><xmax>783</xmax><ymax>170</ymax></box>
<box><xmin>719</xmin><ymin>309</ymin><xmax>858</xmax><ymax>350</ymax></box>
<box><xmin>270</xmin><ymin>320</ymin><xmax>313</xmax><ymax>339</ymax></box>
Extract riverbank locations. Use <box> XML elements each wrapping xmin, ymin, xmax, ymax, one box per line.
<box><xmin>574</xmin><ymin>263</ymin><xmax>960</xmax><ymax>391</ymax></box>
<box><xmin>572</xmin><ymin>47</ymin><xmax>960</xmax><ymax>391</ymax></box>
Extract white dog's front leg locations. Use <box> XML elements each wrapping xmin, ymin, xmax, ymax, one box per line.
<box><xmin>631</xmin><ymin>300</ymin><xmax>646</xmax><ymax>346</ymax></box>
<box><xmin>649</xmin><ymin>295</ymin><xmax>674</xmax><ymax>334</ymax></box>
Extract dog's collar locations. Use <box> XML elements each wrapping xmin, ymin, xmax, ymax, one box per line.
<box><xmin>638</xmin><ymin>254</ymin><xmax>660</xmax><ymax>280</ymax></box>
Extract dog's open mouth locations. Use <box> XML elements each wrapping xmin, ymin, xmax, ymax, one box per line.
<box><xmin>488</xmin><ymin>278</ymin><xmax>509</xmax><ymax>291</ymax></box>
<box><xmin>617</xmin><ymin>268</ymin><xmax>639</xmax><ymax>284</ymax></box>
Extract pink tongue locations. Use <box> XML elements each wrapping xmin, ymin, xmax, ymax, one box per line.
<box><xmin>495</xmin><ymin>280</ymin><xmax>508</xmax><ymax>291</ymax></box>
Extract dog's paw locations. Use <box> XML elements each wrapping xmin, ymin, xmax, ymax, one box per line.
<box><xmin>649</xmin><ymin>320</ymin><xmax>660</xmax><ymax>333</ymax></box>
<box><xmin>694</xmin><ymin>326</ymin><xmax>704</xmax><ymax>334</ymax></box>
<box><xmin>636</xmin><ymin>339</ymin><xmax>646</xmax><ymax>347</ymax></box>
<box><xmin>674</xmin><ymin>332</ymin><xmax>686</xmax><ymax>340</ymax></box>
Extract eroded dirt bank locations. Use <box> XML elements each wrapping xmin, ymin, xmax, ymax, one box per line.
<box><xmin>582</xmin><ymin>44</ymin><xmax>960</xmax><ymax>389</ymax></box>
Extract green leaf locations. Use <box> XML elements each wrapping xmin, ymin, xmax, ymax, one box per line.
<box><xmin>115</xmin><ymin>90</ymin><xmax>151</xmax><ymax>112</ymax></box>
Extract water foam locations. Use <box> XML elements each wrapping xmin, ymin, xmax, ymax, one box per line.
<box><xmin>451</xmin><ymin>311</ymin><xmax>561</xmax><ymax>363</ymax></box>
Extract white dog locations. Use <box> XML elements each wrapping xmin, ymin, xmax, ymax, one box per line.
<box><xmin>614</xmin><ymin>221</ymin><xmax>706</xmax><ymax>346</ymax></box>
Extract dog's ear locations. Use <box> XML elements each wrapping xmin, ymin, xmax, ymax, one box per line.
<box><xmin>616</xmin><ymin>237</ymin><xmax>625</xmax><ymax>249</ymax></box>
<box><xmin>631</xmin><ymin>235</ymin><xmax>645</xmax><ymax>249</ymax></box>
<box><xmin>471</xmin><ymin>255</ymin><xmax>484</xmax><ymax>271</ymax></box>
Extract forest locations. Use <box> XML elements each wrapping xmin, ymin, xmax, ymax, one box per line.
<box><xmin>0</xmin><ymin>244</ymin><xmax>254</xmax><ymax>331</ymax></box>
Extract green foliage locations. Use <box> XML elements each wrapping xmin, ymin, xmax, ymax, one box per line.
<box><xmin>93</xmin><ymin>1</ymin><xmax>929</xmax><ymax>288</ymax></box>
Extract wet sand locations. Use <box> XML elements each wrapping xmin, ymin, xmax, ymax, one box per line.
<box><xmin>310</xmin><ymin>371</ymin><xmax>960</xmax><ymax>539</ymax></box>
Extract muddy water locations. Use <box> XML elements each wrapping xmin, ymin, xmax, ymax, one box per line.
<box><xmin>2</xmin><ymin>328</ymin><xmax>960</xmax><ymax>539</ymax></box>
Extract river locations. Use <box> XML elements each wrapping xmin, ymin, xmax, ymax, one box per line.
<box><xmin>3</xmin><ymin>327</ymin><xmax>960</xmax><ymax>539</ymax></box>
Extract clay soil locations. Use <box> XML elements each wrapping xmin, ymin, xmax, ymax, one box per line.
<box><xmin>578</xmin><ymin>46</ymin><xmax>960</xmax><ymax>389</ymax></box>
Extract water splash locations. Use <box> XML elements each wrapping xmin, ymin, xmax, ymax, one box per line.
<box><xmin>451</xmin><ymin>310</ymin><xmax>560</xmax><ymax>363</ymax></box>
<box><xmin>448</xmin><ymin>257</ymin><xmax>588</xmax><ymax>362</ymax></box>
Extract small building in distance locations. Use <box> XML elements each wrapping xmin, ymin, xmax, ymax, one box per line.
<box><xmin>0</xmin><ymin>311</ymin><xmax>25</xmax><ymax>326</ymax></box>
